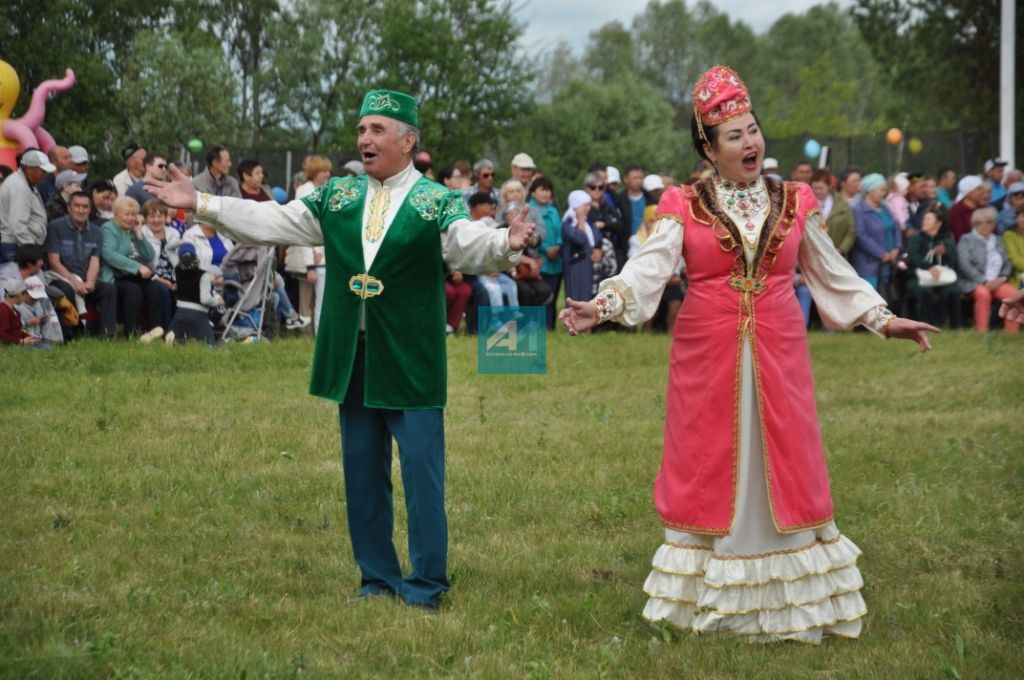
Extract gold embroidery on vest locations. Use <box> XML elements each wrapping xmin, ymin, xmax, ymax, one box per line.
<box><xmin>365</xmin><ymin>186</ymin><xmax>392</xmax><ymax>243</ymax></box>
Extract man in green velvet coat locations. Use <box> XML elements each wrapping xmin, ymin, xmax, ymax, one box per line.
<box><xmin>148</xmin><ymin>89</ymin><xmax>535</xmax><ymax>609</ymax></box>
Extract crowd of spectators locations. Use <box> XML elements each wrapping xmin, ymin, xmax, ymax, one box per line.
<box><xmin>2</xmin><ymin>138</ymin><xmax>1023</xmax><ymax>347</ymax></box>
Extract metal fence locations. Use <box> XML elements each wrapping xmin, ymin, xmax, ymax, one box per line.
<box><xmin>764</xmin><ymin>130</ymin><xmax>999</xmax><ymax>179</ymax></box>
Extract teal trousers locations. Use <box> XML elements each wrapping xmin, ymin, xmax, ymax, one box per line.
<box><xmin>338</xmin><ymin>340</ymin><xmax>449</xmax><ymax>607</ymax></box>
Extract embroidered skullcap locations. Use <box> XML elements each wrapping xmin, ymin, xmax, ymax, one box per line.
<box><xmin>359</xmin><ymin>89</ymin><xmax>419</xmax><ymax>129</ymax></box>
<box><xmin>692</xmin><ymin>65</ymin><xmax>752</xmax><ymax>141</ymax></box>
<box><xmin>861</xmin><ymin>173</ymin><xmax>886</xmax><ymax>194</ymax></box>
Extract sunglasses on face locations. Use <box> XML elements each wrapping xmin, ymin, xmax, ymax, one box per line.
<box><xmin>480</xmin><ymin>172</ymin><xmax>494</xmax><ymax>178</ymax></box>
<box><xmin>587</xmin><ymin>184</ymin><xmax>605</xmax><ymax>191</ymax></box>
<box><xmin>155</xmin><ymin>163</ymin><xmax>167</xmax><ymax>170</ymax></box>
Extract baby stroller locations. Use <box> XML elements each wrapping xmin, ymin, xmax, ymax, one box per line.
<box><xmin>219</xmin><ymin>245</ymin><xmax>278</xmax><ymax>342</ymax></box>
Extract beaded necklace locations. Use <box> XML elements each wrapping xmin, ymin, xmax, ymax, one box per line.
<box><xmin>714</xmin><ymin>176</ymin><xmax>768</xmax><ymax>246</ymax></box>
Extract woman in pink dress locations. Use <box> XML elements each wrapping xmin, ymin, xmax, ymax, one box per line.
<box><xmin>560</xmin><ymin>66</ymin><xmax>938</xmax><ymax>643</ymax></box>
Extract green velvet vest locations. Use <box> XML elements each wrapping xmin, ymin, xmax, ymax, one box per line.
<box><xmin>301</xmin><ymin>174</ymin><xmax>469</xmax><ymax>409</ymax></box>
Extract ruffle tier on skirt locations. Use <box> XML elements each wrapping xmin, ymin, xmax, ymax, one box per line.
<box><xmin>642</xmin><ymin>522</ymin><xmax>866</xmax><ymax>643</ymax></box>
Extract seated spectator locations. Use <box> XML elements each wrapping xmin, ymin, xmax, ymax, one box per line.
<box><xmin>0</xmin><ymin>243</ymin><xmax>77</xmax><ymax>338</ymax></box>
<box><xmin>192</xmin><ymin>145</ymin><xmax>241</xmax><ymax>198</ymax></box>
<box><xmin>949</xmin><ymin>176</ymin><xmax>987</xmax><ymax>242</ymax></box>
<box><xmin>68</xmin><ymin>145</ymin><xmax>90</xmax><ymax>176</ymax></box>
<box><xmin>444</xmin><ymin>269</ymin><xmax>472</xmax><ymax>335</ymax></box>
<box><xmin>1004</xmin><ymin>204</ymin><xmax>1024</xmax><ymax>289</ymax></box>
<box><xmin>851</xmin><ymin>173</ymin><xmax>902</xmax><ymax>294</ymax></box>
<box><xmin>183</xmin><ymin>220</ymin><xmax>234</xmax><ymax>272</ymax></box>
<box><xmin>168</xmin><ymin>243</ymin><xmax>220</xmax><ymax>345</ymax></box>
<box><xmin>141</xmin><ymin>200</ymin><xmax>179</xmax><ymax>329</ymax></box>
<box><xmin>100</xmin><ymin>196</ymin><xmax>164</xmax><ymax>340</ymax></box>
<box><xmin>88</xmin><ymin>179</ymin><xmax>117</xmax><ymax>224</ymax></box>
<box><xmin>14</xmin><ymin>275</ymin><xmax>63</xmax><ymax>344</ymax></box>
<box><xmin>906</xmin><ymin>208</ymin><xmax>961</xmax><ymax>328</ymax></box>
<box><xmin>45</xmin><ymin>169</ymin><xmax>87</xmax><ymax>221</ymax></box>
<box><xmin>113</xmin><ymin>143</ymin><xmax>146</xmax><ymax>198</ymax></box>
<box><xmin>997</xmin><ymin>182</ymin><xmax>1024</xmax><ymax>234</ymax></box>
<box><xmin>528</xmin><ymin>176</ymin><xmax>562</xmax><ymax>328</ymax></box>
<box><xmin>957</xmin><ymin>206</ymin><xmax>1019</xmax><ymax>333</ymax></box>
<box><xmin>0</xmin><ymin>279</ymin><xmax>41</xmax><ymax>346</ymax></box>
<box><xmin>45</xmin><ymin>191</ymin><xmax>117</xmax><ymax>336</ymax></box>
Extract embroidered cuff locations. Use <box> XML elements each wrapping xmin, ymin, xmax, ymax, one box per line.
<box><xmin>864</xmin><ymin>304</ymin><xmax>896</xmax><ymax>338</ymax></box>
<box><xmin>593</xmin><ymin>289</ymin><xmax>623</xmax><ymax>323</ymax></box>
<box><xmin>196</xmin><ymin>192</ymin><xmax>215</xmax><ymax>221</ymax></box>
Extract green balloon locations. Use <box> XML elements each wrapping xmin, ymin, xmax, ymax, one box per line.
<box><xmin>187</xmin><ymin>139</ymin><xmax>203</xmax><ymax>153</ymax></box>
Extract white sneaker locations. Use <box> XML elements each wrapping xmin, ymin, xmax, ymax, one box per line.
<box><xmin>139</xmin><ymin>326</ymin><xmax>165</xmax><ymax>343</ymax></box>
<box><xmin>164</xmin><ymin>331</ymin><xmax>175</xmax><ymax>346</ymax></box>
<box><xmin>284</xmin><ymin>316</ymin><xmax>311</xmax><ymax>330</ymax></box>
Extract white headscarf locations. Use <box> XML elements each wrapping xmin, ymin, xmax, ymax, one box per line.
<box><xmin>562</xmin><ymin>189</ymin><xmax>594</xmax><ymax>247</ymax></box>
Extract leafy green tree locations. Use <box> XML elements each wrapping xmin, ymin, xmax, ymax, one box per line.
<box><xmin>854</xmin><ymin>0</ymin><xmax>1022</xmax><ymax>150</ymax></box>
<box><xmin>512</xmin><ymin>76</ymin><xmax>688</xmax><ymax>199</ymax></box>
<box><xmin>371</xmin><ymin>0</ymin><xmax>530</xmax><ymax>163</ymax></box>
<box><xmin>118</xmin><ymin>30</ymin><xmax>238</xmax><ymax>159</ymax></box>
<box><xmin>533</xmin><ymin>40</ymin><xmax>583</xmax><ymax>102</ymax></box>
<box><xmin>751</xmin><ymin>2</ymin><xmax>888</xmax><ymax>137</ymax></box>
<box><xmin>583</xmin><ymin>22</ymin><xmax>636</xmax><ymax>83</ymax></box>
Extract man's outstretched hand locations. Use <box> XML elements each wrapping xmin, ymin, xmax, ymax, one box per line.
<box><xmin>145</xmin><ymin>164</ymin><xmax>198</xmax><ymax>211</ymax></box>
<box><xmin>506</xmin><ymin>204</ymin><xmax>536</xmax><ymax>252</ymax></box>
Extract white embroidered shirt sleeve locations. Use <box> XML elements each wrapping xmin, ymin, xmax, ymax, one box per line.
<box><xmin>596</xmin><ymin>217</ymin><xmax>683</xmax><ymax>326</ymax></box>
<box><xmin>442</xmin><ymin>219</ymin><xmax>520</xmax><ymax>274</ymax></box>
<box><xmin>797</xmin><ymin>211</ymin><xmax>891</xmax><ymax>335</ymax></box>
<box><xmin>199</xmin><ymin>195</ymin><xmax>323</xmax><ymax>246</ymax></box>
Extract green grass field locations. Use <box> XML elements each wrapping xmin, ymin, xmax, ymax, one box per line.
<box><xmin>2</xmin><ymin>330</ymin><xmax>1023</xmax><ymax>678</ymax></box>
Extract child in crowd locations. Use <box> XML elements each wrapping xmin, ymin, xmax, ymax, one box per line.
<box><xmin>168</xmin><ymin>243</ymin><xmax>221</xmax><ymax>345</ymax></box>
<box><xmin>14</xmin><ymin>276</ymin><xmax>64</xmax><ymax>344</ymax></box>
<box><xmin>1</xmin><ymin>279</ymin><xmax>42</xmax><ymax>347</ymax></box>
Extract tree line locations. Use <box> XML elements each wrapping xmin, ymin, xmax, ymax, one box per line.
<box><xmin>0</xmin><ymin>0</ymin><xmax>1016</xmax><ymax>193</ymax></box>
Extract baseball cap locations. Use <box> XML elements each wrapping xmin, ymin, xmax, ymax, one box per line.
<box><xmin>21</xmin><ymin>150</ymin><xmax>56</xmax><ymax>173</ymax></box>
<box><xmin>1007</xmin><ymin>181</ymin><xmax>1024</xmax><ymax>196</ymax></box>
<box><xmin>55</xmin><ymin>169</ymin><xmax>87</xmax><ymax>190</ymax></box>
<box><xmin>68</xmin><ymin>145</ymin><xmax>90</xmax><ymax>164</ymax></box>
<box><xmin>642</xmin><ymin>174</ymin><xmax>665</xmax><ymax>192</ymax></box>
<box><xmin>762</xmin><ymin>157</ymin><xmax>779</xmax><ymax>171</ymax></box>
<box><xmin>606</xmin><ymin>166</ymin><xmax>621</xmax><ymax>185</ymax></box>
<box><xmin>983</xmin><ymin>157</ymin><xmax>1008</xmax><ymax>173</ymax></box>
<box><xmin>121</xmin><ymin>143</ymin><xmax>141</xmax><ymax>161</ymax></box>
<box><xmin>24</xmin><ymin>275</ymin><xmax>47</xmax><ymax>300</ymax></box>
<box><xmin>956</xmin><ymin>175</ymin><xmax>983</xmax><ymax>202</ymax></box>
<box><xmin>3</xmin><ymin>278</ymin><xmax>27</xmax><ymax>297</ymax></box>
<box><xmin>511</xmin><ymin>152</ymin><xmax>536</xmax><ymax>169</ymax></box>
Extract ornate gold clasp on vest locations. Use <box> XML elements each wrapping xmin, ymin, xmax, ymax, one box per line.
<box><xmin>349</xmin><ymin>273</ymin><xmax>384</xmax><ymax>299</ymax></box>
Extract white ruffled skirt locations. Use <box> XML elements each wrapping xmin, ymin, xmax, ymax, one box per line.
<box><xmin>641</xmin><ymin>340</ymin><xmax>866</xmax><ymax>643</ymax></box>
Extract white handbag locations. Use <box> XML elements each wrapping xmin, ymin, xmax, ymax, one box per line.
<box><xmin>915</xmin><ymin>250</ymin><xmax>957</xmax><ymax>287</ymax></box>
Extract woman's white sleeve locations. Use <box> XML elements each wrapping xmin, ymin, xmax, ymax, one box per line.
<box><xmin>594</xmin><ymin>218</ymin><xmax>683</xmax><ymax>327</ymax></box>
<box><xmin>798</xmin><ymin>211</ymin><xmax>892</xmax><ymax>337</ymax></box>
